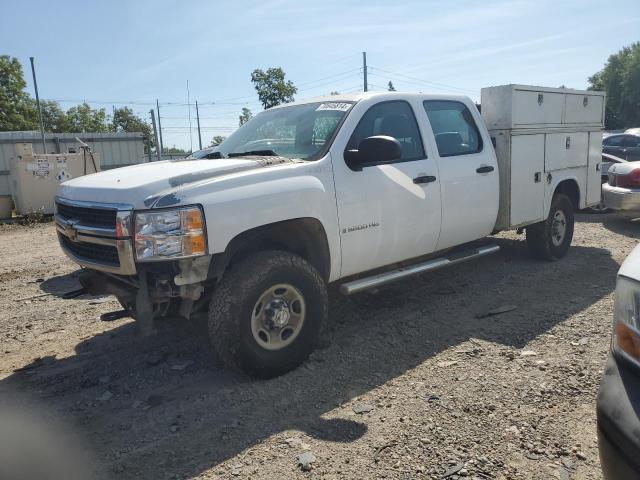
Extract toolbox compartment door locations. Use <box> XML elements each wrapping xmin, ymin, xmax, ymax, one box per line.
<box><xmin>510</xmin><ymin>134</ymin><xmax>545</xmax><ymax>226</ymax></box>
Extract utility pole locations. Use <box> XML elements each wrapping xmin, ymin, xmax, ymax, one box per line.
<box><xmin>29</xmin><ymin>57</ymin><xmax>46</xmax><ymax>153</ymax></box>
<box><xmin>156</xmin><ymin>99</ymin><xmax>164</xmax><ymax>155</ymax></box>
<box><xmin>195</xmin><ymin>100</ymin><xmax>202</xmax><ymax>150</ymax></box>
<box><xmin>362</xmin><ymin>51</ymin><xmax>368</xmax><ymax>92</ymax></box>
<box><xmin>187</xmin><ymin>80</ymin><xmax>193</xmax><ymax>153</ymax></box>
<box><xmin>150</xmin><ymin>109</ymin><xmax>161</xmax><ymax>162</ymax></box>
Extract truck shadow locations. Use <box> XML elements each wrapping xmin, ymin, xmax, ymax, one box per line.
<box><xmin>0</xmin><ymin>238</ymin><xmax>618</xmax><ymax>479</ymax></box>
<box><xmin>39</xmin><ymin>270</ymin><xmax>108</xmax><ymax>301</ymax></box>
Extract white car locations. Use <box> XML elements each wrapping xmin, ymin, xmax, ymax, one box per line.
<box><xmin>54</xmin><ymin>85</ymin><xmax>604</xmax><ymax>377</ymax></box>
<box><xmin>597</xmin><ymin>244</ymin><xmax>640</xmax><ymax>479</ymax></box>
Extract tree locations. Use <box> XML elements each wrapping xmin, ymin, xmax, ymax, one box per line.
<box><xmin>239</xmin><ymin>107</ymin><xmax>253</xmax><ymax>126</ymax></box>
<box><xmin>37</xmin><ymin>100</ymin><xmax>67</xmax><ymax>133</ymax></box>
<box><xmin>212</xmin><ymin>135</ymin><xmax>226</xmax><ymax>145</ymax></box>
<box><xmin>62</xmin><ymin>102</ymin><xmax>109</xmax><ymax>133</ymax></box>
<box><xmin>0</xmin><ymin>55</ymin><xmax>37</xmax><ymax>131</ymax></box>
<box><xmin>112</xmin><ymin>106</ymin><xmax>154</xmax><ymax>152</ymax></box>
<box><xmin>250</xmin><ymin>67</ymin><xmax>297</xmax><ymax>109</ymax></box>
<box><xmin>164</xmin><ymin>146</ymin><xmax>186</xmax><ymax>155</ymax></box>
<box><xmin>388</xmin><ymin>81</ymin><xmax>396</xmax><ymax>92</ymax></box>
<box><xmin>589</xmin><ymin>42</ymin><xmax>640</xmax><ymax>129</ymax></box>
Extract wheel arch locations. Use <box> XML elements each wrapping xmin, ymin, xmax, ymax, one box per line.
<box><xmin>209</xmin><ymin>218</ymin><xmax>331</xmax><ymax>283</ymax></box>
<box><xmin>549</xmin><ymin>177</ymin><xmax>581</xmax><ymax>214</ymax></box>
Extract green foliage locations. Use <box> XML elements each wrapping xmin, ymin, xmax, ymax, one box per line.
<box><xmin>251</xmin><ymin>67</ymin><xmax>297</xmax><ymax>109</ymax></box>
<box><xmin>37</xmin><ymin>100</ymin><xmax>67</xmax><ymax>133</ymax></box>
<box><xmin>388</xmin><ymin>81</ymin><xmax>396</xmax><ymax>92</ymax></box>
<box><xmin>112</xmin><ymin>106</ymin><xmax>154</xmax><ymax>152</ymax></box>
<box><xmin>589</xmin><ymin>42</ymin><xmax>640</xmax><ymax>129</ymax></box>
<box><xmin>212</xmin><ymin>135</ymin><xmax>226</xmax><ymax>145</ymax></box>
<box><xmin>239</xmin><ymin>107</ymin><xmax>253</xmax><ymax>126</ymax></box>
<box><xmin>164</xmin><ymin>146</ymin><xmax>187</xmax><ymax>154</ymax></box>
<box><xmin>62</xmin><ymin>102</ymin><xmax>109</xmax><ymax>133</ymax></box>
<box><xmin>0</xmin><ymin>55</ymin><xmax>36</xmax><ymax>131</ymax></box>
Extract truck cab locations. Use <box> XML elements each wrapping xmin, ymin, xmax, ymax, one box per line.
<box><xmin>55</xmin><ymin>86</ymin><xmax>604</xmax><ymax>377</ymax></box>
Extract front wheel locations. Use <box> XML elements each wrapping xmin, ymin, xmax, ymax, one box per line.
<box><xmin>526</xmin><ymin>193</ymin><xmax>575</xmax><ymax>261</ymax></box>
<box><xmin>208</xmin><ymin>250</ymin><xmax>328</xmax><ymax>378</ymax></box>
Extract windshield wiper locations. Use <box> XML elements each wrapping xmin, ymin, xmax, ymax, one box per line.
<box><xmin>227</xmin><ymin>149</ymin><xmax>278</xmax><ymax>158</ymax></box>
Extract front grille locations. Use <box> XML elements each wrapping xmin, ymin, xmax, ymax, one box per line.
<box><xmin>56</xmin><ymin>202</ymin><xmax>117</xmax><ymax>229</ymax></box>
<box><xmin>59</xmin><ymin>234</ymin><xmax>120</xmax><ymax>266</ymax></box>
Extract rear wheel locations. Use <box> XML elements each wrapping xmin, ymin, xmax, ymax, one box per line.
<box><xmin>208</xmin><ymin>250</ymin><xmax>327</xmax><ymax>378</ymax></box>
<box><xmin>526</xmin><ymin>193</ymin><xmax>574</xmax><ymax>260</ymax></box>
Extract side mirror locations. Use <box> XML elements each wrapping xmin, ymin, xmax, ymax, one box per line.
<box><xmin>344</xmin><ymin>135</ymin><xmax>402</xmax><ymax>171</ymax></box>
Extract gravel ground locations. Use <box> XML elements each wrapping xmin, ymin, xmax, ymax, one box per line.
<box><xmin>0</xmin><ymin>213</ymin><xmax>637</xmax><ymax>479</ymax></box>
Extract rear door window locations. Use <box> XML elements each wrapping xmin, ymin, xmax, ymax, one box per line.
<box><xmin>423</xmin><ymin>100</ymin><xmax>483</xmax><ymax>157</ymax></box>
<box><xmin>621</xmin><ymin>135</ymin><xmax>640</xmax><ymax>147</ymax></box>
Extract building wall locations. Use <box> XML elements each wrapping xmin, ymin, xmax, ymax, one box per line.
<box><xmin>0</xmin><ymin>131</ymin><xmax>148</xmax><ymax>196</ymax></box>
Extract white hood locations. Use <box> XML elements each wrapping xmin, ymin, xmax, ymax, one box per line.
<box><xmin>57</xmin><ymin>158</ymin><xmax>268</xmax><ymax>209</ymax></box>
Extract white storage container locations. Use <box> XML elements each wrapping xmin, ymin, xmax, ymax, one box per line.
<box><xmin>481</xmin><ymin>84</ymin><xmax>605</xmax><ymax>130</ymax></box>
<box><xmin>8</xmin><ymin>143</ymin><xmax>101</xmax><ymax>215</ymax></box>
<box><xmin>482</xmin><ymin>85</ymin><xmax>605</xmax><ymax>230</ymax></box>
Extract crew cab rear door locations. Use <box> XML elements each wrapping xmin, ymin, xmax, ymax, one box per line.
<box><xmin>421</xmin><ymin>99</ymin><xmax>499</xmax><ymax>251</ymax></box>
<box><xmin>331</xmin><ymin>98</ymin><xmax>442</xmax><ymax>278</ymax></box>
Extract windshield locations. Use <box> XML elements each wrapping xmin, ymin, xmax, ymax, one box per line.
<box><xmin>217</xmin><ymin>101</ymin><xmax>353</xmax><ymax>161</ymax></box>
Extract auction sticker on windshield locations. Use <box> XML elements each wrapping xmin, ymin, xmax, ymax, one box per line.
<box><xmin>316</xmin><ymin>102</ymin><xmax>351</xmax><ymax>112</ymax></box>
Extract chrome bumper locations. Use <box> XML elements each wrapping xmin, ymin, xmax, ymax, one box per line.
<box><xmin>54</xmin><ymin>197</ymin><xmax>137</xmax><ymax>275</ymax></box>
<box><xmin>602</xmin><ymin>184</ymin><xmax>640</xmax><ymax>212</ymax></box>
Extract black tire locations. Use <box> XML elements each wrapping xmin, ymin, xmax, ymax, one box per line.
<box><xmin>208</xmin><ymin>250</ymin><xmax>328</xmax><ymax>378</ymax></box>
<box><xmin>526</xmin><ymin>193</ymin><xmax>574</xmax><ymax>261</ymax></box>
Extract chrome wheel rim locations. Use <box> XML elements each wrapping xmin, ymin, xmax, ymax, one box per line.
<box><xmin>551</xmin><ymin>210</ymin><xmax>567</xmax><ymax>247</ymax></box>
<box><xmin>250</xmin><ymin>283</ymin><xmax>306</xmax><ymax>351</ymax></box>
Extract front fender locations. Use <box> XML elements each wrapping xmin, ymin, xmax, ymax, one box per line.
<box><xmin>184</xmin><ymin>169</ymin><xmax>341</xmax><ymax>282</ymax></box>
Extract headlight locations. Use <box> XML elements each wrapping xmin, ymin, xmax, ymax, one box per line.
<box><xmin>612</xmin><ymin>275</ymin><xmax>640</xmax><ymax>366</ymax></box>
<box><xmin>134</xmin><ymin>206</ymin><xmax>207</xmax><ymax>261</ymax></box>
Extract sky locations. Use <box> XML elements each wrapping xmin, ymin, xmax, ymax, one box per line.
<box><xmin>2</xmin><ymin>0</ymin><xmax>639</xmax><ymax>151</ymax></box>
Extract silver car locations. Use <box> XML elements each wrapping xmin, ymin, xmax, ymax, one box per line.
<box><xmin>603</xmin><ymin>160</ymin><xmax>640</xmax><ymax>214</ymax></box>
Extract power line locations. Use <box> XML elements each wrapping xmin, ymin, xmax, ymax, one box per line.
<box><xmin>368</xmin><ymin>67</ymin><xmax>478</xmax><ymax>94</ymax></box>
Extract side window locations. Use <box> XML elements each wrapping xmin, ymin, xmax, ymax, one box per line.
<box><xmin>621</xmin><ymin>135</ymin><xmax>640</xmax><ymax>147</ymax></box>
<box><xmin>346</xmin><ymin>101</ymin><xmax>425</xmax><ymax>161</ymax></box>
<box><xmin>604</xmin><ymin>136</ymin><xmax>623</xmax><ymax>146</ymax></box>
<box><xmin>423</xmin><ymin>100</ymin><xmax>483</xmax><ymax>157</ymax></box>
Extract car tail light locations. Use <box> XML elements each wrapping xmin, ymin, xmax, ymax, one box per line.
<box><xmin>615</xmin><ymin>169</ymin><xmax>640</xmax><ymax>188</ymax></box>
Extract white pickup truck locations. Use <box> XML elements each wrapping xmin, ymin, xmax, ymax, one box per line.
<box><xmin>55</xmin><ymin>85</ymin><xmax>605</xmax><ymax>377</ymax></box>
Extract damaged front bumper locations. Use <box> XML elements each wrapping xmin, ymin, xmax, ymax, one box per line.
<box><xmin>55</xmin><ymin>197</ymin><xmax>213</xmax><ymax>323</ymax></box>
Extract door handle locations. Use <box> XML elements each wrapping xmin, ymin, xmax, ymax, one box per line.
<box><xmin>413</xmin><ymin>175</ymin><xmax>437</xmax><ymax>184</ymax></box>
<box><xmin>476</xmin><ymin>165</ymin><xmax>494</xmax><ymax>174</ymax></box>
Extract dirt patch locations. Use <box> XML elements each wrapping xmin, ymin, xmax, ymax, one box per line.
<box><xmin>0</xmin><ymin>214</ymin><xmax>634</xmax><ymax>479</ymax></box>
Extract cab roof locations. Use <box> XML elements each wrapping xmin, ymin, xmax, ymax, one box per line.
<box><xmin>270</xmin><ymin>91</ymin><xmax>473</xmax><ymax>109</ymax></box>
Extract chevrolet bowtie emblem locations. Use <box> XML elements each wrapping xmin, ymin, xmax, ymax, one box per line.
<box><xmin>64</xmin><ymin>220</ymin><xmax>79</xmax><ymax>241</ymax></box>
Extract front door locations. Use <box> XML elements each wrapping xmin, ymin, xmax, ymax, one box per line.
<box><xmin>422</xmin><ymin>100</ymin><xmax>499</xmax><ymax>250</ymax></box>
<box><xmin>332</xmin><ymin>100</ymin><xmax>442</xmax><ymax>277</ymax></box>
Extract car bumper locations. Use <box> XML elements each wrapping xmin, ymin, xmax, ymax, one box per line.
<box><xmin>597</xmin><ymin>353</ymin><xmax>640</xmax><ymax>480</ymax></box>
<box><xmin>602</xmin><ymin>184</ymin><xmax>640</xmax><ymax>212</ymax></box>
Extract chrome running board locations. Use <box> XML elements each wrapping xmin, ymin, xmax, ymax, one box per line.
<box><xmin>340</xmin><ymin>244</ymin><xmax>500</xmax><ymax>295</ymax></box>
